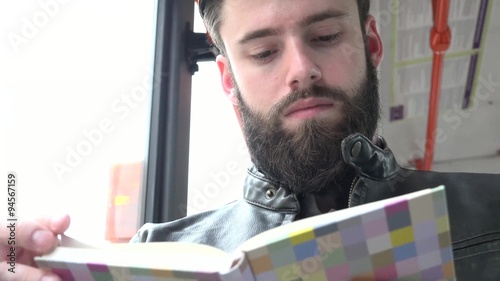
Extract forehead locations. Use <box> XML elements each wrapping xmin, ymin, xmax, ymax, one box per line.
<box><xmin>219</xmin><ymin>0</ymin><xmax>360</xmax><ymax>42</ymax></box>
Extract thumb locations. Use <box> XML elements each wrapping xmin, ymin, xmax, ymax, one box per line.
<box><xmin>48</xmin><ymin>214</ymin><xmax>71</xmax><ymax>234</ymax></box>
<box><xmin>34</xmin><ymin>214</ymin><xmax>71</xmax><ymax>235</ymax></box>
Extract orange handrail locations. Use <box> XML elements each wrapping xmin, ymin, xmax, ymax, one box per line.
<box><xmin>420</xmin><ymin>0</ymin><xmax>451</xmax><ymax>171</ymax></box>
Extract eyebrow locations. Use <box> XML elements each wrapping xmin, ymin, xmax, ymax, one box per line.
<box><xmin>299</xmin><ymin>10</ymin><xmax>347</xmax><ymax>27</ymax></box>
<box><xmin>237</xmin><ymin>28</ymin><xmax>284</xmax><ymax>45</ymax></box>
<box><xmin>237</xmin><ymin>9</ymin><xmax>347</xmax><ymax>45</ymax></box>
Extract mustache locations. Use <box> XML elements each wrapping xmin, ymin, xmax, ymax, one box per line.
<box><xmin>269</xmin><ymin>85</ymin><xmax>351</xmax><ymax>117</ymax></box>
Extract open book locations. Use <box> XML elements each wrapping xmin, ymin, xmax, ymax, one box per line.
<box><xmin>35</xmin><ymin>186</ymin><xmax>455</xmax><ymax>281</ymax></box>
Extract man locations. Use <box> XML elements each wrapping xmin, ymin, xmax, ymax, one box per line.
<box><xmin>2</xmin><ymin>0</ymin><xmax>499</xmax><ymax>280</ymax></box>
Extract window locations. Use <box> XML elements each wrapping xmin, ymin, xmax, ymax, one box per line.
<box><xmin>187</xmin><ymin>5</ymin><xmax>250</xmax><ymax>216</ymax></box>
<box><xmin>3</xmin><ymin>0</ymin><xmax>156</xmax><ymax>243</ymax></box>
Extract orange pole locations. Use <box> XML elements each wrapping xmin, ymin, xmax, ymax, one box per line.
<box><xmin>421</xmin><ymin>0</ymin><xmax>451</xmax><ymax>171</ymax></box>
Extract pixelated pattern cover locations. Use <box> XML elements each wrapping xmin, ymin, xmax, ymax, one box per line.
<box><xmin>245</xmin><ymin>186</ymin><xmax>454</xmax><ymax>281</ymax></box>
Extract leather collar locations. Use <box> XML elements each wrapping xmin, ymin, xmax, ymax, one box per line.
<box><xmin>243</xmin><ymin>166</ymin><xmax>300</xmax><ymax>213</ymax></box>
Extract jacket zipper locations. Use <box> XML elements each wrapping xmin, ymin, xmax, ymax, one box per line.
<box><xmin>348</xmin><ymin>176</ymin><xmax>359</xmax><ymax>208</ymax></box>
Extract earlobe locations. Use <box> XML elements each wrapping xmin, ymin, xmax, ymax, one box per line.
<box><xmin>364</xmin><ymin>15</ymin><xmax>384</xmax><ymax>68</ymax></box>
<box><xmin>216</xmin><ymin>55</ymin><xmax>239</xmax><ymax>105</ymax></box>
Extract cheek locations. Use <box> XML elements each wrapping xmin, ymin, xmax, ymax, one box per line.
<box><xmin>323</xmin><ymin>42</ymin><xmax>367</xmax><ymax>89</ymax></box>
<box><xmin>236</xmin><ymin>69</ymin><xmax>283</xmax><ymax>114</ymax></box>
<box><xmin>327</xmin><ymin>20</ymin><xmax>367</xmax><ymax>83</ymax></box>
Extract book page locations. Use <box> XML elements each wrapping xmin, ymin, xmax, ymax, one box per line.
<box><xmin>36</xmin><ymin>242</ymin><xmax>234</xmax><ymax>280</ymax></box>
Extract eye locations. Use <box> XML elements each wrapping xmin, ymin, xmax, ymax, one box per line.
<box><xmin>313</xmin><ymin>33</ymin><xmax>341</xmax><ymax>44</ymax></box>
<box><xmin>250</xmin><ymin>50</ymin><xmax>277</xmax><ymax>62</ymax></box>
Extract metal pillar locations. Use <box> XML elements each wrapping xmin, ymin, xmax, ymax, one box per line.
<box><xmin>141</xmin><ymin>0</ymin><xmax>194</xmax><ymax>224</ymax></box>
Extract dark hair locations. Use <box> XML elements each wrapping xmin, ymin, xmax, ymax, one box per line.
<box><xmin>199</xmin><ymin>0</ymin><xmax>370</xmax><ymax>55</ymax></box>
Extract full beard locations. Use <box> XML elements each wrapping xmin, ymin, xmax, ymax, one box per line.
<box><xmin>235</xmin><ymin>51</ymin><xmax>380</xmax><ymax>204</ymax></box>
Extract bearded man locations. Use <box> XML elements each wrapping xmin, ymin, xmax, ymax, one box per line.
<box><xmin>3</xmin><ymin>0</ymin><xmax>499</xmax><ymax>280</ymax></box>
<box><xmin>133</xmin><ymin>1</ymin><xmax>499</xmax><ymax>279</ymax></box>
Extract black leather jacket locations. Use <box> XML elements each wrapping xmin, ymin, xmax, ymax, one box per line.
<box><xmin>131</xmin><ymin>133</ymin><xmax>500</xmax><ymax>280</ymax></box>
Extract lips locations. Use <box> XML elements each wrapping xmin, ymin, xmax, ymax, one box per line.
<box><xmin>284</xmin><ymin>97</ymin><xmax>335</xmax><ymax>117</ymax></box>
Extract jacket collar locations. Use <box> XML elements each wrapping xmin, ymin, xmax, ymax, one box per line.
<box><xmin>243</xmin><ymin>166</ymin><xmax>300</xmax><ymax>213</ymax></box>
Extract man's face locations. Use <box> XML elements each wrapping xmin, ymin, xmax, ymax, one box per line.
<box><xmin>216</xmin><ymin>0</ymin><xmax>383</xmax><ymax>195</ymax></box>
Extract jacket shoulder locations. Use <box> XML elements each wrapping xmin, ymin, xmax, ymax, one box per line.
<box><xmin>130</xmin><ymin>199</ymin><xmax>293</xmax><ymax>252</ymax></box>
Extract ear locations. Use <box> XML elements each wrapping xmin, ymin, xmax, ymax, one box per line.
<box><xmin>216</xmin><ymin>55</ymin><xmax>245</xmax><ymax>131</ymax></box>
<box><xmin>216</xmin><ymin>55</ymin><xmax>239</xmax><ymax>105</ymax></box>
<box><xmin>364</xmin><ymin>15</ymin><xmax>384</xmax><ymax>68</ymax></box>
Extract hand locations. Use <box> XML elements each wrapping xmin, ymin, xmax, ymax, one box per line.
<box><xmin>0</xmin><ymin>215</ymin><xmax>71</xmax><ymax>281</ymax></box>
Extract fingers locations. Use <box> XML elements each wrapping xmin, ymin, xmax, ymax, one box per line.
<box><xmin>0</xmin><ymin>215</ymin><xmax>71</xmax><ymax>255</ymax></box>
<box><xmin>0</xmin><ymin>215</ymin><xmax>70</xmax><ymax>281</ymax></box>
<box><xmin>0</xmin><ymin>221</ymin><xmax>56</xmax><ymax>255</ymax></box>
<box><xmin>0</xmin><ymin>262</ymin><xmax>61</xmax><ymax>281</ymax></box>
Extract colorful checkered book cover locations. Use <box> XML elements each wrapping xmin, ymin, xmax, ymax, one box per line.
<box><xmin>239</xmin><ymin>185</ymin><xmax>454</xmax><ymax>281</ymax></box>
<box><xmin>35</xmin><ymin>186</ymin><xmax>453</xmax><ymax>281</ymax></box>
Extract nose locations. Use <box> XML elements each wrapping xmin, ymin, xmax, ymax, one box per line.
<box><xmin>285</xmin><ymin>40</ymin><xmax>322</xmax><ymax>90</ymax></box>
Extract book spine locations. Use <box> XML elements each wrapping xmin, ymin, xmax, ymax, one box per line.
<box><xmin>220</xmin><ymin>254</ymin><xmax>255</xmax><ymax>281</ymax></box>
